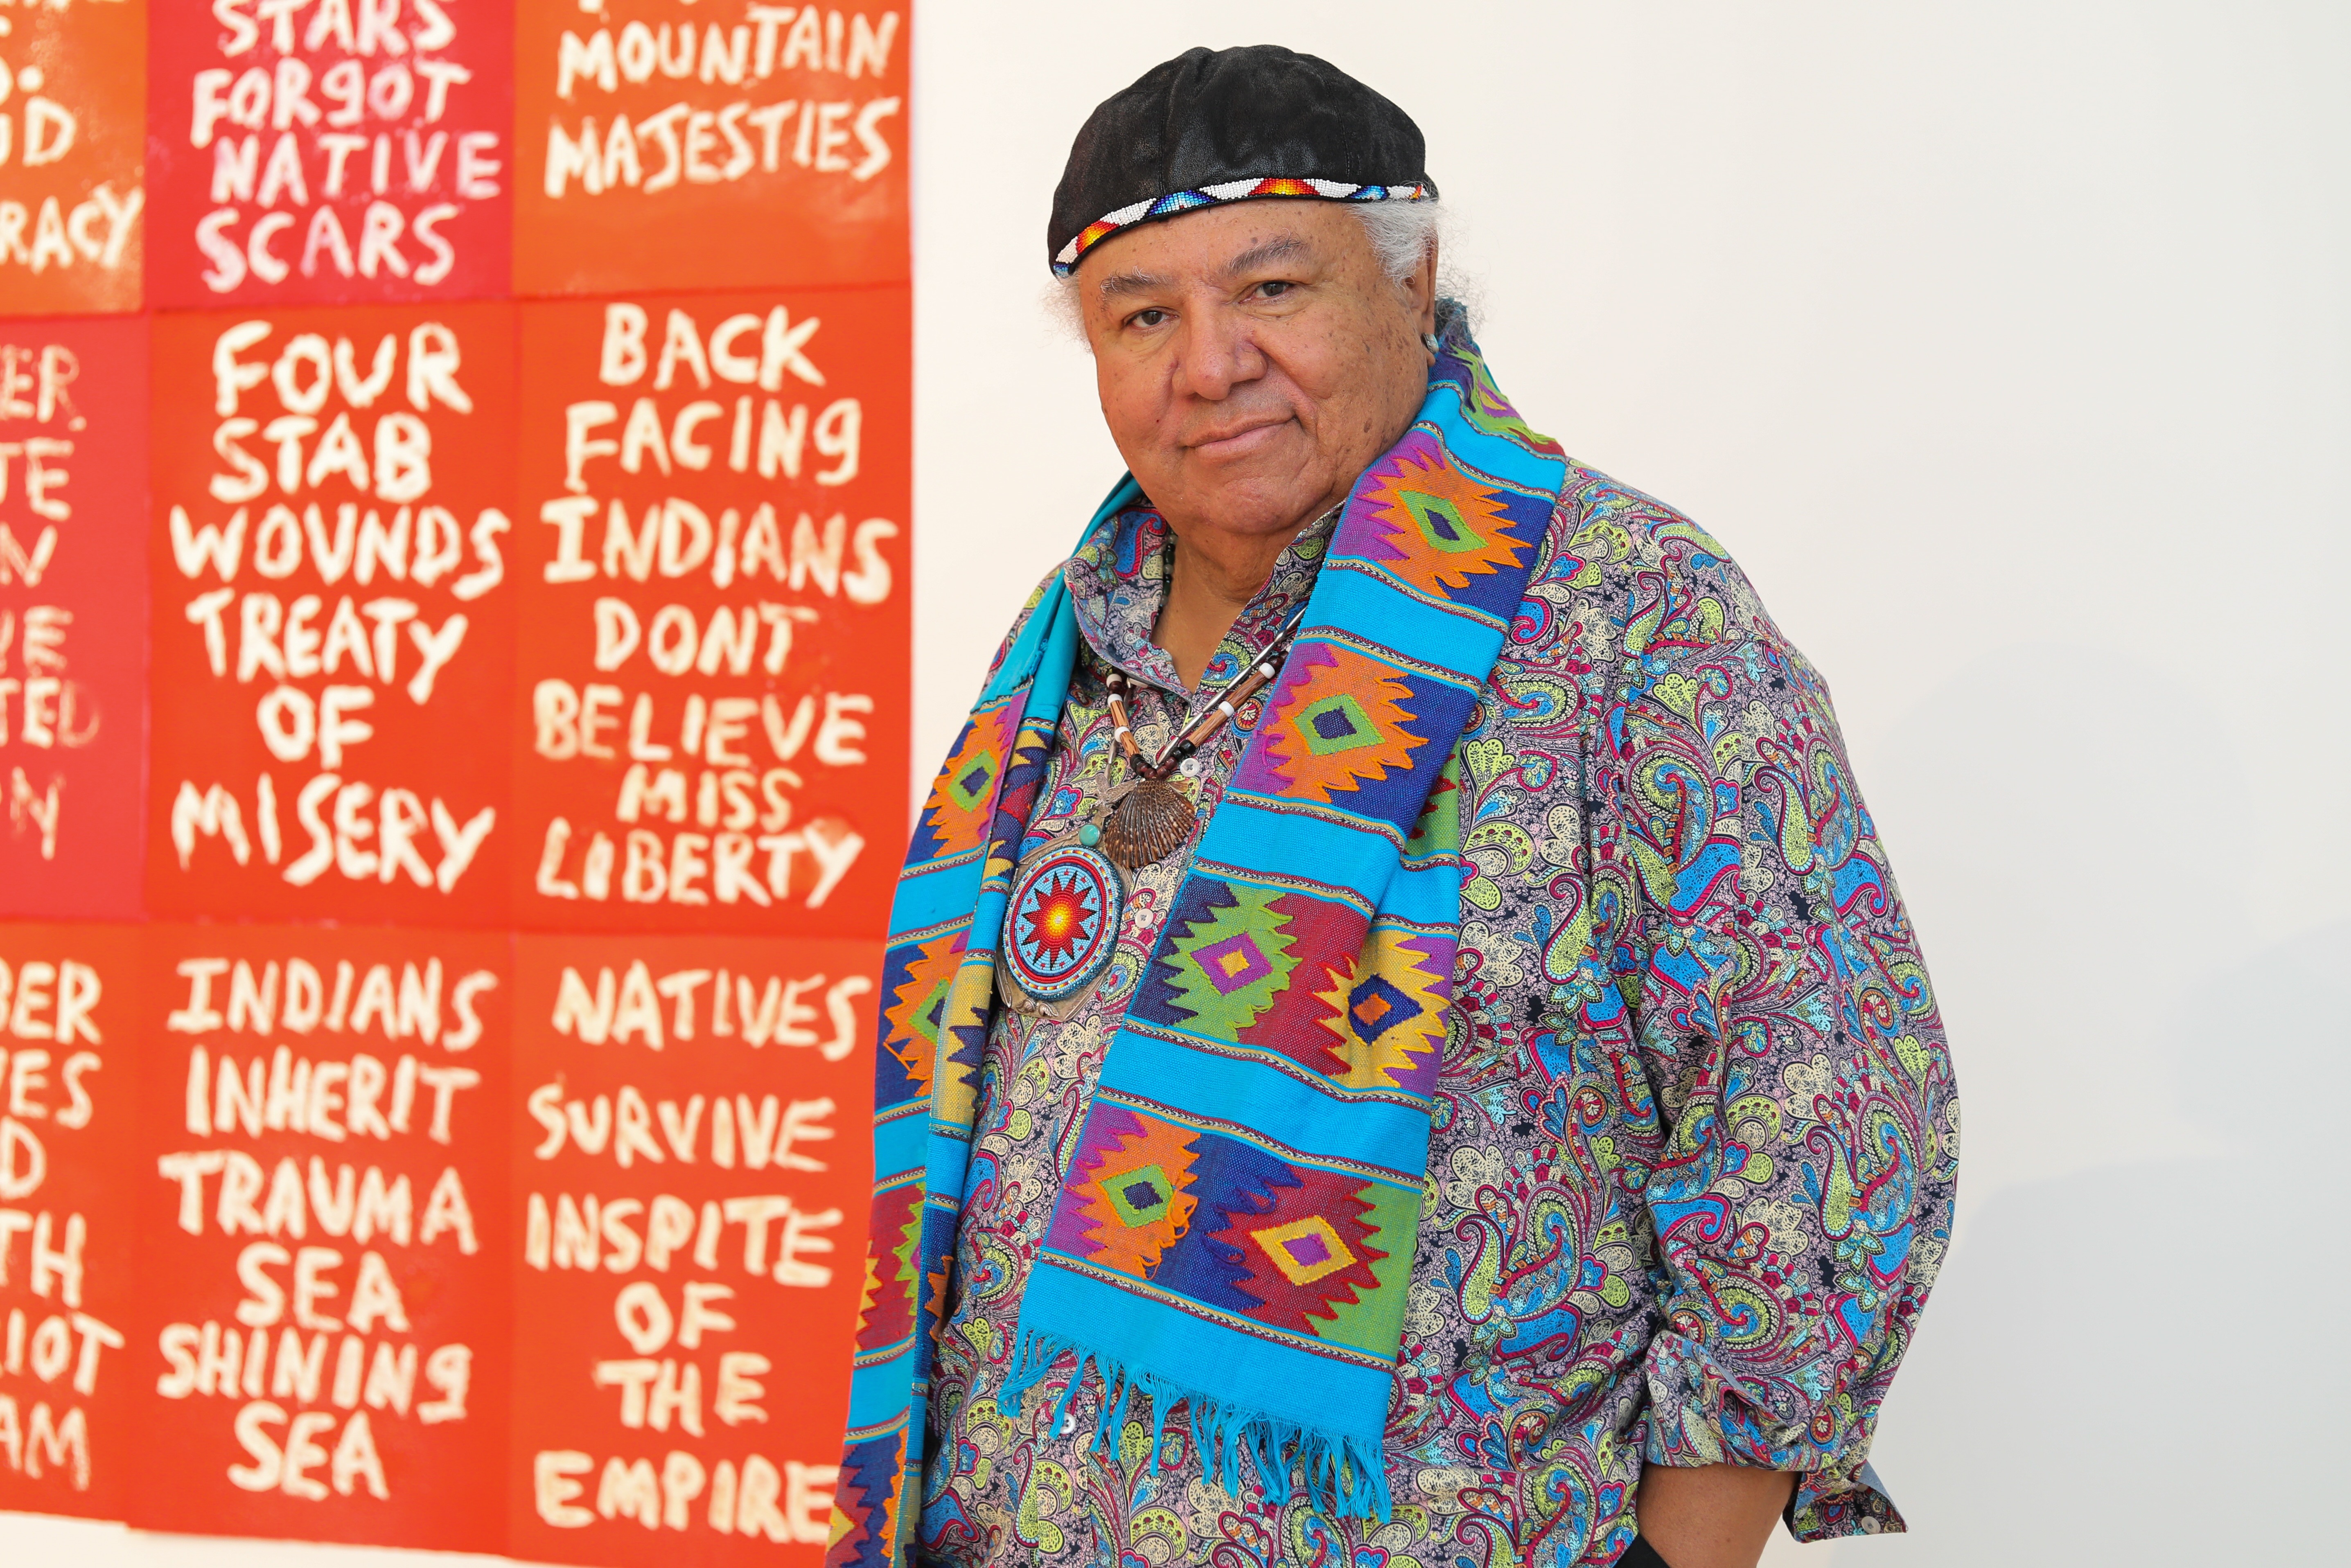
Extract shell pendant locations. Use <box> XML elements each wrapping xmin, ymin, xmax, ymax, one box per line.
<box><xmin>1098</xmin><ymin>778</ymin><xmax>1194</xmax><ymax>869</ymax></box>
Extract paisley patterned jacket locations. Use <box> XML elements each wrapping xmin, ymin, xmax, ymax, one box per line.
<box><xmin>916</xmin><ymin>468</ymin><xmax>1958</xmax><ymax>1567</ymax></box>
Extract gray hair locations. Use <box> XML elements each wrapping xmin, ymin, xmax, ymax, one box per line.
<box><xmin>1048</xmin><ymin>199</ymin><xmax>1459</xmax><ymax>343</ymax></box>
<box><xmin>1351</xmin><ymin>198</ymin><xmax>1444</xmax><ymax>286</ymax></box>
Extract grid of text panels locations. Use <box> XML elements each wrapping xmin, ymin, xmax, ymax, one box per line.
<box><xmin>0</xmin><ymin>4</ymin><xmax>911</xmax><ymax>1561</ymax></box>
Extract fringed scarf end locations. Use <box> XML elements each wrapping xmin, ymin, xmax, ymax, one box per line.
<box><xmin>997</xmin><ymin>1329</ymin><xmax>1393</xmax><ymax>1524</ymax></box>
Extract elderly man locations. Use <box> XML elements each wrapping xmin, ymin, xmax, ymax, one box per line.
<box><xmin>828</xmin><ymin>45</ymin><xmax>1957</xmax><ymax>1568</ymax></box>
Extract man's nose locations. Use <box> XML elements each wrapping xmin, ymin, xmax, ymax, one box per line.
<box><xmin>1173</xmin><ymin>306</ymin><xmax>1265</xmax><ymax>401</ymax></box>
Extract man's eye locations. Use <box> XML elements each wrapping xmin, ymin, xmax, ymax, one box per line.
<box><xmin>1257</xmin><ymin>280</ymin><xmax>1292</xmax><ymax>299</ymax></box>
<box><xmin>1129</xmin><ymin>308</ymin><xmax>1169</xmax><ymax>329</ymax></box>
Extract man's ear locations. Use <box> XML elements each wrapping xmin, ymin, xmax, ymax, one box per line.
<box><xmin>1412</xmin><ymin>239</ymin><xmax>1441</xmax><ymax>336</ymax></box>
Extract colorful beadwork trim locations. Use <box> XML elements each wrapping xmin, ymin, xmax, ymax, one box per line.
<box><xmin>1003</xmin><ymin>842</ymin><xmax>1123</xmax><ymax>1003</ymax></box>
<box><xmin>1051</xmin><ymin>178</ymin><xmax>1436</xmax><ymax>277</ymax></box>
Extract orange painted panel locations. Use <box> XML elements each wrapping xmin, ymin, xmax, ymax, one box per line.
<box><xmin>504</xmin><ymin>933</ymin><xmax>871</xmax><ymax>1565</ymax></box>
<box><xmin>127</xmin><ymin>924</ymin><xmax>511</xmax><ymax>1550</ymax></box>
<box><xmin>511</xmin><ymin>1</ymin><xmax>907</xmax><ymax>295</ymax></box>
<box><xmin>145</xmin><ymin>303</ymin><xmax>518</xmax><ymax>924</ymax></box>
<box><xmin>510</xmin><ymin>287</ymin><xmax>907</xmax><ymax>934</ymax></box>
<box><xmin>0</xmin><ymin>0</ymin><xmax>145</xmax><ymax>315</ymax></box>
<box><xmin>0</xmin><ymin>924</ymin><xmax>140</xmax><ymax>1521</ymax></box>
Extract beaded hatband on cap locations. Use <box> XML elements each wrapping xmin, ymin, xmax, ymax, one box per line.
<box><xmin>1050</xmin><ymin>177</ymin><xmax>1437</xmax><ymax>278</ymax></box>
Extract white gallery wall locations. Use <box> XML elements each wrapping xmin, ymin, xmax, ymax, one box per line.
<box><xmin>8</xmin><ymin>3</ymin><xmax>2344</xmax><ymax>1564</ymax></box>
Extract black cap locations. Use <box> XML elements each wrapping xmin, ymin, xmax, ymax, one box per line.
<box><xmin>1049</xmin><ymin>45</ymin><xmax>1436</xmax><ymax>277</ymax></box>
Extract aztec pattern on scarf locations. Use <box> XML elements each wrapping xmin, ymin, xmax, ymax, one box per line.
<box><xmin>826</xmin><ymin>328</ymin><xmax>1567</xmax><ymax>1567</ymax></box>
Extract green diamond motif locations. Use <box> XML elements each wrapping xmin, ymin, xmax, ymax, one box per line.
<box><xmin>943</xmin><ymin>756</ymin><xmax>996</xmax><ymax>811</ymax></box>
<box><xmin>1102</xmin><ymin>1163</ymin><xmax>1176</xmax><ymax>1228</ymax></box>
<box><xmin>1406</xmin><ymin>754</ymin><xmax>1464</xmax><ymax>859</ymax></box>
<box><xmin>1401</xmin><ymin>492</ymin><xmax>1487</xmax><ymax>554</ymax></box>
<box><xmin>909</xmin><ymin>976</ymin><xmax>954</xmax><ymax>1047</ymax></box>
<box><xmin>1294</xmin><ymin>694</ymin><xmax>1381</xmax><ymax>757</ymax></box>
<box><xmin>1161</xmin><ymin>883</ymin><xmax>1298</xmax><ymax>1036</ymax></box>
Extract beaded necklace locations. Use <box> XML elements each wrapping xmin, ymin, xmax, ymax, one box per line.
<box><xmin>1092</xmin><ymin>607</ymin><xmax>1307</xmax><ymax>868</ymax></box>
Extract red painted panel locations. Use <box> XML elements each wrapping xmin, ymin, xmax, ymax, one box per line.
<box><xmin>127</xmin><ymin>924</ymin><xmax>510</xmax><ymax>1550</ymax></box>
<box><xmin>505</xmin><ymin>933</ymin><xmax>872</xmax><ymax>1565</ymax></box>
<box><xmin>510</xmin><ymin>288</ymin><xmax>907</xmax><ymax>934</ymax></box>
<box><xmin>0</xmin><ymin>315</ymin><xmax>146</xmax><ymax>918</ymax></box>
<box><xmin>0</xmin><ymin>924</ymin><xmax>139</xmax><ymax>1521</ymax></box>
<box><xmin>145</xmin><ymin>303</ymin><xmax>517</xmax><ymax>924</ymax></box>
<box><xmin>147</xmin><ymin>0</ymin><xmax>512</xmax><ymax>307</ymax></box>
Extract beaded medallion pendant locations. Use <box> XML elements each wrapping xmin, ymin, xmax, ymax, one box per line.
<box><xmin>1000</xmin><ymin>840</ymin><xmax>1124</xmax><ymax>1012</ymax></box>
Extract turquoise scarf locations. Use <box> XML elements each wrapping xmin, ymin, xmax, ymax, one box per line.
<box><xmin>827</xmin><ymin>321</ymin><xmax>1565</xmax><ymax>1566</ymax></box>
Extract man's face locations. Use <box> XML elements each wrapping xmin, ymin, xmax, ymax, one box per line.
<box><xmin>1075</xmin><ymin>201</ymin><xmax>1435</xmax><ymax>544</ymax></box>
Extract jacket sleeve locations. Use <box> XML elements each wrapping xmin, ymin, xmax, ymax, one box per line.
<box><xmin>1580</xmin><ymin>528</ymin><xmax>1960</xmax><ymax>1540</ymax></box>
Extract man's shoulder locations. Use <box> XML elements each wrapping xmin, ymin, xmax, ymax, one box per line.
<box><xmin>1550</xmin><ymin>459</ymin><xmax>1739</xmax><ymax>583</ymax></box>
<box><xmin>1517</xmin><ymin>459</ymin><xmax>1789</xmax><ymax>659</ymax></box>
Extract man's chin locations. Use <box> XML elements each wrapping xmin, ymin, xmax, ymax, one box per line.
<box><xmin>1187</xmin><ymin>485</ymin><xmax>1334</xmax><ymax>538</ymax></box>
<box><xmin>1175</xmin><ymin>454</ymin><xmax>1332</xmax><ymax>532</ymax></box>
